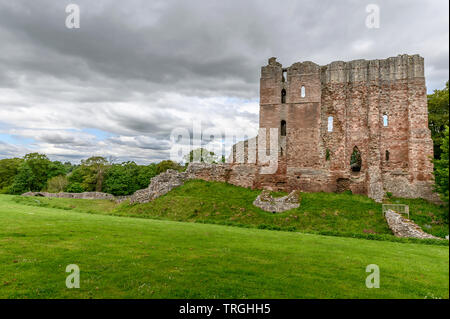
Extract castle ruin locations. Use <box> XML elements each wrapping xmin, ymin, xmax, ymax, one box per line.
<box><xmin>229</xmin><ymin>54</ymin><xmax>438</xmax><ymax>203</ymax></box>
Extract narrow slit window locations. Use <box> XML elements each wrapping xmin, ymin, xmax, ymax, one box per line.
<box><xmin>280</xmin><ymin>120</ymin><xmax>286</xmax><ymax>136</ymax></box>
<box><xmin>281</xmin><ymin>89</ymin><xmax>286</xmax><ymax>104</ymax></box>
<box><xmin>385</xmin><ymin>150</ymin><xmax>390</xmax><ymax>161</ymax></box>
<box><xmin>301</xmin><ymin>86</ymin><xmax>306</xmax><ymax>98</ymax></box>
<box><xmin>327</xmin><ymin>116</ymin><xmax>333</xmax><ymax>132</ymax></box>
<box><xmin>383</xmin><ymin>114</ymin><xmax>388</xmax><ymax>127</ymax></box>
<box><xmin>282</xmin><ymin>70</ymin><xmax>287</xmax><ymax>82</ymax></box>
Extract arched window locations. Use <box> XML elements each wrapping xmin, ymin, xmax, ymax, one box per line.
<box><xmin>385</xmin><ymin>150</ymin><xmax>390</xmax><ymax>161</ymax></box>
<box><xmin>281</xmin><ymin>89</ymin><xmax>286</xmax><ymax>104</ymax></box>
<box><xmin>327</xmin><ymin>116</ymin><xmax>333</xmax><ymax>132</ymax></box>
<box><xmin>383</xmin><ymin>114</ymin><xmax>388</xmax><ymax>127</ymax></box>
<box><xmin>280</xmin><ymin>120</ymin><xmax>286</xmax><ymax>136</ymax></box>
<box><xmin>301</xmin><ymin>86</ymin><xmax>306</xmax><ymax>98</ymax></box>
<box><xmin>350</xmin><ymin>146</ymin><xmax>362</xmax><ymax>172</ymax></box>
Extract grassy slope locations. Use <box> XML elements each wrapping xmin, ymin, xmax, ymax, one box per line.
<box><xmin>0</xmin><ymin>194</ymin><xmax>448</xmax><ymax>299</ymax></box>
<box><xmin>13</xmin><ymin>180</ymin><xmax>449</xmax><ymax>239</ymax></box>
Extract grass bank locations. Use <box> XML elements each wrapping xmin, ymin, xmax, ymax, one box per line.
<box><xmin>0</xmin><ymin>194</ymin><xmax>448</xmax><ymax>298</ymax></box>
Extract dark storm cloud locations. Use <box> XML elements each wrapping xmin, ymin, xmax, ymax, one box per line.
<box><xmin>0</xmin><ymin>0</ymin><xmax>448</xmax><ymax>162</ymax></box>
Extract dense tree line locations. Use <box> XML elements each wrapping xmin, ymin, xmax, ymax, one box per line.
<box><xmin>428</xmin><ymin>81</ymin><xmax>449</xmax><ymax>159</ymax></box>
<box><xmin>0</xmin><ymin>154</ymin><xmax>183</xmax><ymax>196</ymax></box>
<box><xmin>428</xmin><ymin>81</ymin><xmax>449</xmax><ymax>206</ymax></box>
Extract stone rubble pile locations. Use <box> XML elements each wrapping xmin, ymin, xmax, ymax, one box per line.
<box><xmin>252</xmin><ymin>189</ymin><xmax>301</xmax><ymax>213</ymax></box>
<box><xmin>384</xmin><ymin>209</ymin><xmax>442</xmax><ymax>240</ymax></box>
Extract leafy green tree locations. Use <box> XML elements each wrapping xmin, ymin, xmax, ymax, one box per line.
<box><xmin>8</xmin><ymin>153</ymin><xmax>66</xmax><ymax>193</ymax></box>
<box><xmin>10</xmin><ymin>162</ymin><xmax>34</xmax><ymax>194</ymax></box>
<box><xmin>22</xmin><ymin>153</ymin><xmax>52</xmax><ymax>191</ymax></box>
<box><xmin>67</xmin><ymin>156</ymin><xmax>109</xmax><ymax>192</ymax></box>
<box><xmin>65</xmin><ymin>182</ymin><xmax>84</xmax><ymax>193</ymax></box>
<box><xmin>102</xmin><ymin>162</ymin><xmax>159</xmax><ymax>196</ymax></box>
<box><xmin>136</xmin><ymin>164</ymin><xmax>158</xmax><ymax>189</ymax></box>
<box><xmin>103</xmin><ymin>162</ymin><xmax>139</xmax><ymax>196</ymax></box>
<box><xmin>156</xmin><ymin>160</ymin><xmax>183</xmax><ymax>175</ymax></box>
<box><xmin>0</xmin><ymin>158</ymin><xmax>23</xmax><ymax>193</ymax></box>
<box><xmin>46</xmin><ymin>175</ymin><xmax>69</xmax><ymax>193</ymax></box>
<box><xmin>184</xmin><ymin>148</ymin><xmax>218</xmax><ymax>164</ymax></box>
<box><xmin>433</xmin><ymin>126</ymin><xmax>449</xmax><ymax>205</ymax></box>
<box><xmin>428</xmin><ymin>81</ymin><xmax>449</xmax><ymax>159</ymax></box>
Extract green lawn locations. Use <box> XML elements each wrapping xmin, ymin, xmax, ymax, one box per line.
<box><xmin>0</xmin><ymin>194</ymin><xmax>448</xmax><ymax>298</ymax></box>
<box><xmin>13</xmin><ymin>180</ymin><xmax>449</xmax><ymax>241</ymax></box>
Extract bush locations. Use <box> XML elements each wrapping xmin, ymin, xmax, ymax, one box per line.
<box><xmin>65</xmin><ymin>182</ymin><xmax>84</xmax><ymax>193</ymax></box>
<box><xmin>433</xmin><ymin>126</ymin><xmax>449</xmax><ymax>205</ymax></box>
<box><xmin>46</xmin><ymin>175</ymin><xmax>69</xmax><ymax>193</ymax></box>
<box><xmin>156</xmin><ymin>160</ymin><xmax>183</xmax><ymax>175</ymax></box>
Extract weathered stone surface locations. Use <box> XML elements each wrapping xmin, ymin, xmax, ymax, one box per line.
<box><xmin>253</xmin><ymin>190</ymin><xmax>301</xmax><ymax>213</ymax></box>
<box><xmin>385</xmin><ymin>209</ymin><xmax>442</xmax><ymax>240</ymax></box>
<box><xmin>21</xmin><ymin>191</ymin><xmax>115</xmax><ymax>200</ymax></box>
<box><xmin>129</xmin><ymin>169</ymin><xmax>188</xmax><ymax>204</ymax></box>
<box><xmin>229</xmin><ymin>55</ymin><xmax>439</xmax><ymax>203</ymax></box>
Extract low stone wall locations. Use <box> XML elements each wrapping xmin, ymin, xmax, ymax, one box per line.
<box><xmin>128</xmin><ymin>163</ymin><xmax>259</xmax><ymax>204</ymax></box>
<box><xmin>21</xmin><ymin>191</ymin><xmax>115</xmax><ymax>200</ymax></box>
<box><xmin>385</xmin><ymin>209</ymin><xmax>442</xmax><ymax>240</ymax></box>
<box><xmin>129</xmin><ymin>169</ymin><xmax>188</xmax><ymax>204</ymax></box>
<box><xmin>253</xmin><ymin>190</ymin><xmax>301</xmax><ymax>213</ymax></box>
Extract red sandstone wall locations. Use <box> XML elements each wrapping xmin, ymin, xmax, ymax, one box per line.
<box><xmin>231</xmin><ymin>55</ymin><xmax>437</xmax><ymax>202</ymax></box>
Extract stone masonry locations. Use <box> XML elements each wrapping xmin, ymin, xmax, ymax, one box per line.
<box><xmin>229</xmin><ymin>54</ymin><xmax>439</xmax><ymax>203</ymax></box>
<box><xmin>384</xmin><ymin>209</ymin><xmax>442</xmax><ymax>240</ymax></box>
<box><xmin>252</xmin><ymin>189</ymin><xmax>301</xmax><ymax>213</ymax></box>
<box><xmin>21</xmin><ymin>191</ymin><xmax>115</xmax><ymax>200</ymax></box>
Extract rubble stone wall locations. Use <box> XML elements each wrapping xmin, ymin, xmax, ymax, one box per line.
<box><xmin>230</xmin><ymin>55</ymin><xmax>438</xmax><ymax>203</ymax></box>
<box><xmin>385</xmin><ymin>209</ymin><xmax>442</xmax><ymax>240</ymax></box>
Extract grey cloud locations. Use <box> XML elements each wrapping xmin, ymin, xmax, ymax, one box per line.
<box><xmin>0</xmin><ymin>0</ymin><xmax>448</xmax><ymax>163</ymax></box>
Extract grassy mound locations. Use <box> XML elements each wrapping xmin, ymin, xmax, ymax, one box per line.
<box><xmin>13</xmin><ymin>180</ymin><xmax>449</xmax><ymax>242</ymax></box>
<box><xmin>0</xmin><ymin>194</ymin><xmax>448</xmax><ymax>298</ymax></box>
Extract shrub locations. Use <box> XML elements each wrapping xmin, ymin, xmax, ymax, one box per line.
<box><xmin>65</xmin><ymin>182</ymin><xmax>84</xmax><ymax>193</ymax></box>
<box><xmin>46</xmin><ymin>175</ymin><xmax>69</xmax><ymax>193</ymax></box>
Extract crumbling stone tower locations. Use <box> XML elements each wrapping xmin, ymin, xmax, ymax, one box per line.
<box><xmin>241</xmin><ymin>54</ymin><xmax>438</xmax><ymax>202</ymax></box>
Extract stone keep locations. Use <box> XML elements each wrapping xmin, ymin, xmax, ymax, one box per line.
<box><xmin>231</xmin><ymin>54</ymin><xmax>438</xmax><ymax>203</ymax></box>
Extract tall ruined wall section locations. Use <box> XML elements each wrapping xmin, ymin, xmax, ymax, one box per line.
<box><xmin>320</xmin><ymin>54</ymin><xmax>437</xmax><ymax>202</ymax></box>
<box><xmin>235</xmin><ymin>54</ymin><xmax>439</xmax><ymax>203</ymax></box>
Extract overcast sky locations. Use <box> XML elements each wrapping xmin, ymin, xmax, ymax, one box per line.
<box><xmin>0</xmin><ymin>0</ymin><xmax>448</xmax><ymax>164</ymax></box>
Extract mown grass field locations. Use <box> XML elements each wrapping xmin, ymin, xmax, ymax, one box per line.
<box><xmin>0</xmin><ymin>194</ymin><xmax>449</xmax><ymax>299</ymax></box>
<box><xmin>13</xmin><ymin>180</ymin><xmax>449</xmax><ymax>241</ymax></box>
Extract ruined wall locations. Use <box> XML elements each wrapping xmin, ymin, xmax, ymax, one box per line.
<box><xmin>22</xmin><ymin>191</ymin><xmax>116</xmax><ymax>200</ymax></box>
<box><xmin>230</xmin><ymin>54</ymin><xmax>438</xmax><ymax>203</ymax></box>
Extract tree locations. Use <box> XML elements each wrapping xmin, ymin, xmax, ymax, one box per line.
<box><xmin>65</xmin><ymin>182</ymin><xmax>84</xmax><ymax>193</ymax></box>
<box><xmin>136</xmin><ymin>164</ymin><xmax>158</xmax><ymax>189</ymax></box>
<box><xmin>428</xmin><ymin>81</ymin><xmax>449</xmax><ymax>159</ymax></box>
<box><xmin>433</xmin><ymin>126</ymin><xmax>449</xmax><ymax>205</ymax></box>
<box><xmin>103</xmin><ymin>162</ymin><xmax>140</xmax><ymax>196</ymax></box>
<box><xmin>10</xmin><ymin>162</ymin><xmax>34</xmax><ymax>194</ymax></box>
<box><xmin>69</xmin><ymin>156</ymin><xmax>109</xmax><ymax>192</ymax></box>
<box><xmin>46</xmin><ymin>175</ymin><xmax>69</xmax><ymax>193</ymax></box>
<box><xmin>184</xmin><ymin>148</ymin><xmax>219</xmax><ymax>164</ymax></box>
<box><xmin>22</xmin><ymin>153</ymin><xmax>53</xmax><ymax>191</ymax></box>
<box><xmin>8</xmin><ymin>153</ymin><xmax>66</xmax><ymax>193</ymax></box>
<box><xmin>156</xmin><ymin>160</ymin><xmax>183</xmax><ymax>175</ymax></box>
<box><xmin>0</xmin><ymin>158</ymin><xmax>23</xmax><ymax>193</ymax></box>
